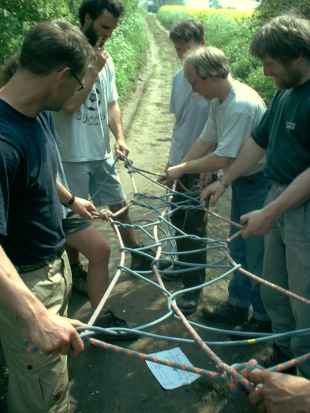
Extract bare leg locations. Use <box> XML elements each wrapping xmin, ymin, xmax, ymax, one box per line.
<box><xmin>66</xmin><ymin>227</ymin><xmax>111</xmax><ymax>308</ymax></box>
<box><xmin>65</xmin><ymin>244</ymin><xmax>79</xmax><ymax>265</ymax></box>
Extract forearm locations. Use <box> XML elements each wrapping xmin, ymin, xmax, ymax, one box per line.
<box><xmin>63</xmin><ymin>68</ymin><xmax>98</xmax><ymax>113</ymax></box>
<box><xmin>0</xmin><ymin>246</ymin><xmax>48</xmax><ymax>326</ymax></box>
<box><xmin>222</xmin><ymin>137</ymin><xmax>265</xmax><ymax>186</ymax></box>
<box><xmin>108</xmin><ymin>101</ymin><xmax>124</xmax><ymax>142</ymax></box>
<box><xmin>56</xmin><ymin>181</ymin><xmax>74</xmax><ymax>205</ymax></box>
<box><xmin>176</xmin><ymin>153</ymin><xmax>232</xmax><ymax>175</ymax></box>
<box><xmin>183</xmin><ymin>139</ymin><xmax>213</xmax><ymax>162</ymax></box>
<box><xmin>264</xmin><ymin>167</ymin><xmax>310</xmax><ymax>219</ymax></box>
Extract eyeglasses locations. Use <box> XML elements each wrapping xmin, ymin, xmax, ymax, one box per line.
<box><xmin>70</xmin><ymin>69</ymin><xmax>84</xmax><ymax>91</ymax></box>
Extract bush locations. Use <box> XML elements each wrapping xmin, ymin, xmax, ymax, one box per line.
<box><xmin>0</xmin><ymin>0</ymin><xmax>148</xmax><ymax>101</ymax></box>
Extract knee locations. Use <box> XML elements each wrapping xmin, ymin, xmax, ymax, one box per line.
<box><xmin>88</xmin><ymin>240</ymin><xmax>111</xmax><ymax>263</ymax></box>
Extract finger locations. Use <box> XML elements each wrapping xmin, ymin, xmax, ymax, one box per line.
<box><xmin>95</xmin><ymin>37</ymin><xmax>103</xmax><ymax>50</ymax></box>
<box><xmin>249</xmin><ymin>384</ymin><xmax>264</xmax><ymax>406</ymax></box>
<box><xmin>240</xmin><ymin>213</ymin><xmax>249</xmax><ymax>225</ymax></box>
<box><xmin>70</xmin><ymin>331</ymin><xmax>84</xmax><ymax>357</ymax></box>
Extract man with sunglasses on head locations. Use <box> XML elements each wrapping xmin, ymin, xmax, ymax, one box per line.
<box><xmin>0</xmin><ymin>20</ymin><xmax>93</xmax><ymax>412</ymax></box>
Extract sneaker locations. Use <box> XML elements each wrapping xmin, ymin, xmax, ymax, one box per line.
<box><xmin>71</xmin><ymin>263</ymin><xmax>88</xmax><ymax>295</ymax></box>
<box><xmin>230</xmin><ymin>318</ymin><xmax>272</xmax><ymax>340</ymax></box>
<box><xmin>94</xmin><ymin>310</ymin><xmax>139</xmax><ymax>342</ymax></box>
<box><xmin>260</xmin><ymin>344</ymin><xmax>297</xmax><ymax>375</ymax></box>
<box><xmin>201</xmin><ymin>302</ymin><xmax>249</xmax><ymax>325</ymax></box>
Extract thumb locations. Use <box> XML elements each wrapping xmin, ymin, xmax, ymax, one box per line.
<box><xmin>240</xmin><ymin>213</ymin><xmax>250</xmax><ymax>225</ymax></box>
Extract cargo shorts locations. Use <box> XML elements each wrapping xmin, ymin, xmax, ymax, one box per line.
<box><xmin>0</xmin><ymin>253</ymin><xmax>72</xmax><ymax>413</ymax></box>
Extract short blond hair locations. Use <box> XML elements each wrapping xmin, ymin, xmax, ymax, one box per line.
<box><xmin>184</xmin><ymin>46</ymin><xmax>229</xmax><ymax>79</ymax></box>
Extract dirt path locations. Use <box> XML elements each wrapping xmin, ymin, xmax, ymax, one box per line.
<box><xmin>69</xmin><ymin>16</ymin><xmax>267</xmax><ymax>413</ymax></box>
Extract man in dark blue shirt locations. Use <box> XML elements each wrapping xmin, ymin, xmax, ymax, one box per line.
<box><xmin>0</xmin><ymin>20</ymin><xmax>93</xmax><ymax>412</ymax></box>
<box><xmin>202</xmin><ymin>15</ymin><xmax>310</xmax><ymax>378</ymax></box>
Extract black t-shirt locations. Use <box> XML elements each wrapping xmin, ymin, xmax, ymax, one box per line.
<box><xmin>0</xmin><ymin>100</ymin><xmax>65</xmax><ymax>266</ymax></box>
<box><xmin>252</xmin><ymin>79</ymin><xmax>310</xmax><ymax>185</ymax></box>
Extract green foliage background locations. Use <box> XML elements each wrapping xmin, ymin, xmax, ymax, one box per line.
<box><xmin>0</xmin><ymin>0</ymin><xmax>148</xmax><ymax>101</ymax></box>
<box><xmin>158</xmin><ymin>0</ymin><xmax>309</xmax><ymax>103</ymax></box>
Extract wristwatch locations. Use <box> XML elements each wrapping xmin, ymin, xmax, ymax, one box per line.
<box><xmin>63</xmin><ymin>194</ymin><xmax>75</xmax><ymax>207</ymax></box>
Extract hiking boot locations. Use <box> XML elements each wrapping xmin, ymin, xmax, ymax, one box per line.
<box><xmin>230</xmin><ymin>318</ymin><xmax>272</xmax><ymax>340</ymax></box>
<box><xmin>71</xmin><ymin>263</ymin><xmax>88</xmax><ymax>296</ymax></box>
<box><xmin>94</xmin><ymin>310</ymin><xmax>139</xmax><ymax>342</ymax></box>
<box><xmin>259</xmin><ymin>344</ymin><xmax>297</xmax><ymax>375</ymax></box>
<box><xmin>201</xmin><ymin>302</ymin><xmax>248</xmax><ymax>325</ymax></box>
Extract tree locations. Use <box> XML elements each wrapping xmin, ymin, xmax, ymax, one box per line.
<box><xmin>256</xmin><ymin>0</ymin><xmax>310</xmax><ymax>20</ymax></box>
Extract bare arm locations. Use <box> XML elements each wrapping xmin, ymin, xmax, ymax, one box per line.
<box><xmin>0</xmin><ymin>246</ymin><xmax>84</xmax><ymax>355</ymax></box>
<box><xmin>183</xmin><ymin>139</ymin><xmax>214</xmax><ymax>162</ymax></box>
<box><xmin>108</xmin><ymin>101</ymin><xmax>129</xmax><ymax>157</ymax></box>
<box><xmin>241</xmin><ymin>166</ymin><xmax>310</xmax><ymax>237</ymax></box>
<box><xmin>201</xmin><ymin>137</ymin><xmax>265</xmax><ymax>204</ymax></box>
<box><xmin>221</xmin><ymin>137</ymin><xmax>265</xmax><ymax>186</ymax></box>
<box><xmin>56</xmin><ymin>181</ymin><xmax>98</xmax><ymax>219</ymax></box>
<box><xmin>167</xmin><ymin>153</ymin><xmax>232</xmax><ymax>180</ymax></box>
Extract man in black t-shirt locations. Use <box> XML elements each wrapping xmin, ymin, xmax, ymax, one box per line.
<box><xmin>0</xmin><ymin>20</ymin><xmax>93</xmax><ymax>412</ymax></box>
<box><xmin>202</xmin><ymin>15</ymin><xmax>310</xmax><ymax>379</ymax></box>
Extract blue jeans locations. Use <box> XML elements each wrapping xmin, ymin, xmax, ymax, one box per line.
<box><xmin>228</xmin><ymin>172</ymin><xmax>270</xmax><ymax>321</ymax></box>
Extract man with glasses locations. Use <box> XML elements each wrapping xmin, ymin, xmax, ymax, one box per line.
<box><xmin>0</xmin><ymin>20</ymin><xmax>92</xmax><ymax>412</ymax></box>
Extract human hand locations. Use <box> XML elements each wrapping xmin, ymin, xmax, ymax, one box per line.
<box><xmin>240</xmin><ymin>208</ymin><xmax>275</xmax><ymax>238</ymax></box>
<box><xmin>71</xmin><ymin>197</ymin><xmax>98</xmax><ymax>219</ymax></box>
<box><xmin>93</xmin><ymin>38</ymin><xmax>108</xmax><ymax>73</ymax></box>
<box><xmin>166</xmin><ymin>165</ymin><xmax>184</xmax><ymax>181</ymax></box>
<box><xmin>27</xmin><ymin>313</ymin><xmax>84</xmax><ymax>357</ymax></box>
<box><xmin>246</xmin><ymin>363</ymin><xmax>310</xmax><ymax>413</ymax></box>
<box><xmin>201</xmin><ymin>180</ymin><xmax>226</xmax><ymax>206</ymax></box>
<box><xmin>115</xmin><ymin>139</ymin><xmax>129</xmax><ymax>159</ymax></box>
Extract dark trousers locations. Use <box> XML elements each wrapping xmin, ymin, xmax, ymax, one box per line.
<box><xmin>170</xmin><ymin>175</ymin><xmax>207</xmax><ymax>297</ymax></box>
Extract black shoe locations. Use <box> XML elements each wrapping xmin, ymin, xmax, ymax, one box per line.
<box><xmin>202</xmin><ymin>302</ymin><xmax>249</xmax><ymax>325</ymax></box>
<box><xmin>94</xmin><ymin>311</ymin><xmax>139</xmax><ymax>342</ymax></box>
<box><xmin>177</xmin><ymin>297</ymin><xmax>198</xmax><ymax>315</ymax></box>
<box><xmin>131</xmin><ymin>245</ymin><xmax>171</xmax><ymax>272</ymax></box>
<box><xmin>71</xmin><ymin>263</ymin><xmax>88</xmax><ymax>295</ymax></box>
<box><xmin>230</xmin><ymin>318</ymin><xmax>272</xmax><ymax>340</ymax></box>
<box><xmin>260</xmin><ymin>344</ymin><xmax>297</xmax><ymax>375</ymax></box>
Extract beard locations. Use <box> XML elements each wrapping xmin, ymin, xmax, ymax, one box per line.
<box><xmin>275</xmin><ymin>65</ymin><xmax>304</xmax><ymax>89</ymax></box>
<box><xmin>84</xmin><ymin>22</ymin><xmax>99</xmax><ymax>47</ymax></box>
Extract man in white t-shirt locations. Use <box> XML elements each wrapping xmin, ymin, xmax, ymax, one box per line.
<box><xmin>166</xmin><ymin>47</ymin><xmax>271</xmax><ymax>334</ymax></box>
<box><xmin>53</xmin><ymin>0</ymin><xmax>150</xmax><ymax>336</ymax></box>
<box><xmin>162</xmin><ymin>20</ymin><xmax>209</xmax><ymax>315</ymax></box>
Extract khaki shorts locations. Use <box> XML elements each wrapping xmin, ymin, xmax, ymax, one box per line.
<box><xmin>0</xmin><ymin>253</ymin><xmax>72</xmax><ymax>413</ymax></box>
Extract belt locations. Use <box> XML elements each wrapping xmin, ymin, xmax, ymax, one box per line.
<box><xmin>16</xmin><ymin>249</ymin><xmax>65</xmax><ymax>274</ymax></box>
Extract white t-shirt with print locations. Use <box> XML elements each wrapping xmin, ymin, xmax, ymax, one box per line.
<box><xmin>53</xmin><ymin>54</ymin><xmax>118</xmax><ymax>162</ymax></box>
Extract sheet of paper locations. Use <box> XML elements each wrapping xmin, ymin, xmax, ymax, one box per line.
<box><xmin>145</xmin><ymin>347</ymin><xmax>200</xmax><ymax>390</ymax></box>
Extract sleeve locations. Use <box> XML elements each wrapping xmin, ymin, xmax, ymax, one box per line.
<box><xmin>252</xmin><ymin>108</ymin><xmax>271</xmax><ymax>149</ymax></box>
<box><xmin>214</xmin><ymin>112</ymin><xmax>257</xmax><ymax>158</ymax></box>
<box><xmin>107</xmin><ymin>57</ymin><xmax>119</xmax><ymax>104</ymax></box>
<box><xmin>169</xmin><ymin>74</ymin><xmax>177</xmax><ymax>115</ymax></box>
<box><xmin>0</xmin><ymin>139</ymin><xmax>20</xmax><ymax>238</ymax></box>
<box><xmin>197</xmin><ymin>104</ymin><xmax>217</xmax><ymax>145</ymax></box>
